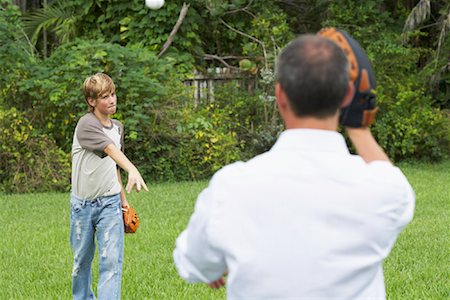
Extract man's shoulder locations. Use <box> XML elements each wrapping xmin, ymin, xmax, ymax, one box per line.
<box><xmin>365</xmin><ymin>161</ymin><xmax>405</xmax><ymax>182</ymax></box>
<box><xmin>210</xmin><ymin>152</ymin><xmax>271</xmax><ymax>185</ymax></box>
<box><xmin>212</xmin><ymin>161</ymin><xmax>246</xmax><ymax>181</ymax></box>
<box><xmin>211</xmin><ymin>160</ymin><xmax>261</xmax><ymax>190</ymax></box>
<box><xmin>352</xmin><ymin>160</ymin><xmax>414</xmax><ymax>203</ymax></box>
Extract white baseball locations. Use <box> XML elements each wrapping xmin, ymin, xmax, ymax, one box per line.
<box><xmin>145</xmin><ymin>0</ymin><xmax>165</xmax><ymax>10</ymax></box>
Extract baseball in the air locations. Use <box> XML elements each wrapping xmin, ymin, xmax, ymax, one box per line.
<box><xmin>145</xmin><ymin>0</ymin><xmax>165</xmax><ymax>10</ymax></box>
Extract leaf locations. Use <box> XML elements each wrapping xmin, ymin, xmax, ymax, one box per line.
<box><xmin>402</xmin><ymin>0</ymin><xmax>431</xmax><ymax>42</ymax></box>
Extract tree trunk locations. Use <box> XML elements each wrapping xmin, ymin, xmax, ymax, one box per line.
<box><xmin>13</xmin><ymin>0</ymin><xmax>26</xmax><ymax>12</ymax></box>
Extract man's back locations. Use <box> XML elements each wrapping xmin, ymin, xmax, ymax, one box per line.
<box><xmin>173</xmin><ymin>34</ymin><xmax>415</xmax><ymax>299</ymax></box>
<box><xmin>195</xmin><ymin>129</ymin><xmax>414</xmax><ymax>298</ymax></box>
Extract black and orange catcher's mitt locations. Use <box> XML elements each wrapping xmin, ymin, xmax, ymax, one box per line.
<box><xmin>318</xmin><ymin>27</ymin><xmax>378</xmax><ymax>128</ymax></box>
<box><xmin>122</xmin><ymin>205</ymin><xmax>140</xmax><ymax>234</ymax></box>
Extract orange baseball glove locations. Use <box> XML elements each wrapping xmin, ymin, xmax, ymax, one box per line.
<box><xmin>122</xmin><ymin>205</ymin><xmax>140</xmax><ymax>233</ymax></box>
<box><xmin>318</xmin><ymin>27</ymin><xmax>378</xmax><ymax>127</ymax></box>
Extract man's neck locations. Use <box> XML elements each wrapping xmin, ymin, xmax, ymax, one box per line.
<box><xmin>284</xmin><ymin>115</ymin><xmax>339</xmax><ymax>131</ymax></box>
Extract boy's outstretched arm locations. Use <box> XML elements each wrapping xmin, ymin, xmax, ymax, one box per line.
<box><xmin>104</xmin><ymin>143</ymin><xmax>148</xmax><ymax>193</ymax></box>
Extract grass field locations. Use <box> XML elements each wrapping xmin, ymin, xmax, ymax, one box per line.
<box><xmin>0</xmin><ymin>160</ymin><xmax>449</xmax><ymax>299</ymax></box>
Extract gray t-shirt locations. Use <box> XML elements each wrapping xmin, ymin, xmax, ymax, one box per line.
<box><xmin>71</xmin><ymin>113</ymin><xmax>124</xmax><ymax>200</ymax></box>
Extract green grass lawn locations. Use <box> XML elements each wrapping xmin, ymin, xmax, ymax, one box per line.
<box><xmin>0</xmin><ymin>161</ymin><xmax>449</xmax><ymax>299</ymax></box>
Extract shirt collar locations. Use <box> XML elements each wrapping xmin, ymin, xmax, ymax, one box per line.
<box><xmin>271</xmin><ymin>129</ymin><xmax>350</xmax><ymax>154</ymax></box>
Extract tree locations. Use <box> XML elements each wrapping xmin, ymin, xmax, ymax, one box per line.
<box><xmin>402</xmin><ymin>0</ymin><xmax>450</xmax><ymax>108</ymax></box>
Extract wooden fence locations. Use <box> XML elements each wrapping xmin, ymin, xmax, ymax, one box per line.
<box><xmin>183</xmin><ymin>68</ymin><xmax>256</xmax><ymax>102</ymax></box>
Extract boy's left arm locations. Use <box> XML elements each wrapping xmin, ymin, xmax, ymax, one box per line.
<box><xmin>117</xmin><ymin>168</ymin><xmax>129</xmax><ymax>209</ymax></box>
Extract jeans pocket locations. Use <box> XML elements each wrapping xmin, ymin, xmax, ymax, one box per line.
<box><xmin>102</xmin><ymin>195</ymin><xmax>121</xmax><ymax>216</ymax></box>
<box><xmin>70</xmin><ymin>198</ymin><xmax>83</xmax><ymax>213</ymax></box>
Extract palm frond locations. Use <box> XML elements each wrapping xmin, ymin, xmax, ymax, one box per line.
<box><xmin>402</xmin><ymin>0</ymin><xmax>431</xmax><ymax>43</ymax></box>
<box><xmin>22</xmin><ymin>2</ymin><xmax>77</xmax><ymax>46</ymax></box>
<box><xmin>436</xmin><ymin>11</ymin><xmax>450</xmax><ymax>61</ymax></box>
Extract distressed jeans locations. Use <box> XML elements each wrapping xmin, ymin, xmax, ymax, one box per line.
<box><xmin>70</xmin><ymin>193</ymin><xmax>124</xmax><ymax>300</ymax></box>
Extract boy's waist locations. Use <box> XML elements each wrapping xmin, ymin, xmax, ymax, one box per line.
<box><xmin>70</xmin><ymin>192</ymin><xmax>120</xmax><ymax>203</ymax></box>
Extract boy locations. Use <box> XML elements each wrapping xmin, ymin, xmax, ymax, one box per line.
<box><xmin>70</xmin><ymin>73</ymin><xmax>148</xmax><ymax>299</ymax></box>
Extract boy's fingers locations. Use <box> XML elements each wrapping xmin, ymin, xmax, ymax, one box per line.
<box><xmin>125</xmin><ymin>176</ymin><xmax>148</xmax><ymax>193</ymax></box>
<box><xmin>126</xmin><ymin>179</ymin><xmax>134</xmax><ymax>193</ymax></box>
<box><xmin>142</xmin><ymin>181</ymin><xmax>149</xmax><ymax>191</ymax></box>
<box><xmin>136</xmin><ymin>181</ymin><xmax>141</xmax><ymax>192</ymax></box>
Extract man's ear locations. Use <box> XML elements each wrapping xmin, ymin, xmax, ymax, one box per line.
<box><xmin>340</xmin><ymin>81</ymin><xmax>355</xmax><ymax>108</ymax></box>
<box><xmin>275</xmin><ymin>83</ymin><xmax>289</xmax><ymax>113</ymax></box>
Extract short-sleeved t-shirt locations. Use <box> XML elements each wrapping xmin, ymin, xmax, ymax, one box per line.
<box><xmin>71</xmin><ymin>112</ymin><xmax>124</xmax><ymax>200</ymax></box>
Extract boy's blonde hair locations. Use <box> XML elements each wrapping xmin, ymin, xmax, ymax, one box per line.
<box><xmin>83</xmin><ymin>73</ymin><xmax>116</xmax><ymax>112</ymax></box>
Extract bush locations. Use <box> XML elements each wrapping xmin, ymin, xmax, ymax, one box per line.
<box><xmin>368</xmin><ymin>33</ymin><xmax>450</xmax><ymax>161</ymax></box>
<box><xmin>373</xmin><ymin>88</ymin><xmax>450</xmax><ymax>161</ymax></box>
<box><xmin>174</xmin><ymin>81</ymin><xmax>282</xmax><ymax>180</ymax></box>
<box><xmin>0</xmin><ymin>108</ymin><xmax>70</xmax><ymax>193</ymax></box>
<box><xmin>177</xmin><ymin>102</ymin><xmax>244</xmax><ymax>179</ymax></box>
<box><xmin>130</xmin><ymin>80</ymin><xmax>283</xmax><ymax>182</ymax></box>
<box><xmin>128</xmin><ymin>82</ymin><xmax>269</xmax><ymax>182</ymax></box>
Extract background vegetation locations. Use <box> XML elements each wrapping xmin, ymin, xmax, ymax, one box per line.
<box><xmin>0</xmin><ymin>161</ymin><xmax>449</xmax><ymax>299</ymax></box>
<box><xmin>1</xmin><ymin>0</ymin><xmax>449</xmax><ymax>192</ymax></box>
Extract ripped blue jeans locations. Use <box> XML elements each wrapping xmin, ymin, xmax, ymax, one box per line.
<box><xmin>70</xmin><ymin>193</ymin><xmax>124</xmax><ymax>300</ymax></box>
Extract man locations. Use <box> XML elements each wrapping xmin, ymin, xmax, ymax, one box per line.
<box><xmin>173</xmin><ymin>33</ymin><xmax>415</xmax><ymax>299</ymax></box>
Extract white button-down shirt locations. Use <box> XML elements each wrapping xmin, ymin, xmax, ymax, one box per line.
<box><xmin>174</xmin><ymin>129</ymin><xmax>415</xmax><ymax>299</ymax></box>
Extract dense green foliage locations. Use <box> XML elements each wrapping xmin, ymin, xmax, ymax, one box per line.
<box><xmin>325</xmin><ymin>2</ymin><xmax>450</xmax><ymax>161</ymax></box>
<box><xmin>1</xmin><ymin>161</ymin><xmax>449</xmax><ymax>298</ymax></box>
<box><xmin>0</xmin><ymin>108</ymin><xmax>70</xmax><ymax>193</ymax></box>
<box><xmin>0</xmin><ymin>0</ymin><xmax>35</xmax><ymax>107</ymax></box>
<box><xmin>0</xmin><ymin>0</ymin><xmax>449</xmax><ymax>192</ymax></box>
<box><xmin>176</xmin><ymin>82</ymin><xmax>281</xmax><ymax>180</ymax></box>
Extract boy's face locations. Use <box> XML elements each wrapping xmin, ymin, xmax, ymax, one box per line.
<box><xmin>89</xmin><ymin>90</ymin><xmax>117</xmax><ymax>116</ymax></box>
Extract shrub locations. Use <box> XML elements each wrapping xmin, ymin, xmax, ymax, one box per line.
<box><xmin>174</xmin><ymin>81</ymin><xmax>282</xmax><ymax>180</ymax></box>
<box><xmin>373</xmin><ymin>88</ymin><xmax>450</xmax><ymax>161</ymax></box>
<box><xmin>121</xmin><ymin>82</ymin><xmax>192</xmax><ymax>182</ymax></box>
<box><xmin>0</xmin><ymin>108</ymin><xmax>70</xmax><ymax>193</ymax></box>
<box><xmin>368</xmin><ymin>33</ymin><xmax>450</xmax><ymax>161</ymax></box>
<box><xmin>208</xmin><ymin>80</ymin><xmax>282</xmax><ymax>159</ymax></box>
<box><xmin>177</xmin><ymin>103</ymin><xmax>244</xmax><ymax>179</ymax></box>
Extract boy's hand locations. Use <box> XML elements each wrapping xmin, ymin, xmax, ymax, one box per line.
<box><xmin>121</xmin><ymin>198</ymin><xmax>130</xmax><ymax>209</ymax></box>
<box><xmin>126</xmin><ymin>168</ymin><xmax>149</xmax><ymax>193</ymax></box>
<box><xmin>104</xmin><ymin>144</ymin><xmax>149</xmax><ymax>193</ymax></box>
